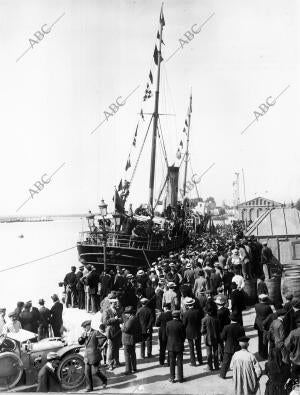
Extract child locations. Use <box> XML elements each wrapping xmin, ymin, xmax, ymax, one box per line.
<box><xmin>98</xmin><ymin>324</ymin><xmax>108</xmax><ymax>366</ymax></box>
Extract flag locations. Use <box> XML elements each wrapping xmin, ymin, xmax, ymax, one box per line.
<box><xmin>183</xmin><ymin>127</ymin><xmax>186</xmax><ymax>134</ymax></box>
<box><xmin>157</xmin><ymin>31</ymin><xmax>165</xmax><ymax>45</ymax></box>
<box><xmin>153</xmin><ymin>45</ymin><xmax>163</xmax><ymax>65</ymax></box>
<box><xmin>185</xmin><ymin>119</ymin><xmax>188</xmax><ymax>127</ymax></box>
<box><xmin>118</xmin><ymin>179</ymin><xmax>123</xmax><ymax>191</ymax></box>
<box><xmin>133</xmin><ymin>123</ymin><xmax>138</xmax><ymax>146</ymax></box>
<box><xmin>114</xmin><ymin>189</ymin><xmax>124</xmax><ymax>213</ymax></box>
<box><xmin>140</xmin><ymin>108</ymin><xmax>144</xmax><ymax>121</ymax></box>
<box><xmin>189</xmin><ymin>96</ymin><xmax>192</xmax><ymax>113</ymax></box>
<box><xmin>160</xmin><ymin>8</ymin><xmax>165</xmax><ymax>26</ymax></box>
<box><xmin>149</xmin><ymin>70</ymin><xmax>153</xmax><ymax>84</ymax></box>
<box><xmin>176</xmin><ymin>149</ymin><xmax>181</xmax><ymax>159</ymax></box>
<box><xmin>125</xmin><ymin>156</ymin><xmax>131</xmax><ymax>171</ymax></box>
<box><xmin>179</xmin><ymin>140</ymin><xmax>183</xmax><ymax>148</ymax></box>
<box><xmin>143</xmin><ymin>83</ymin><xmax>152</xmax><ymax>101</ymax></box>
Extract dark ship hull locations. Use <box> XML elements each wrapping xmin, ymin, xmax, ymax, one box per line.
<box><xmin>77</xmin><ymin>232</ymin><xmax>186</xmax><ymax>271</ymax></box>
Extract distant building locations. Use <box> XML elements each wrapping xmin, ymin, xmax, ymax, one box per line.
<box><xmin>236</xmin><ymin>196</ymin><xmax>283</xmax><ymax>222</ymax></box>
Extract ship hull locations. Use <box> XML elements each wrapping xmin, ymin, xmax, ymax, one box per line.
<box><xmin>77</xmin><ymin>239</ymin><xmax>186</xmax><ymax>271</ymax></box>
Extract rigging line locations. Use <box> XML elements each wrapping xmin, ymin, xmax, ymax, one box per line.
<box><xmin>158</xmin><ymin>122</ymin><xmax>169</xmax><ymax>170</ymax></box>
<box><xmin>129</xmin><ymin>115</ymin><xmax>154</xmax><ymax>185</ymax></box>
<box><xmin>0</xmin><ymin>246</ymin><xmax>77</xmax><ymax>274</ymax></box>
<box><xmin>158</xmin><ymin>117</ymin><xmax>169</xmax><ymax>168</ymax></box>
<box><xmin>189</xmin><ymin>160</ymin><xmax>201</xmax><ymax>200</ymax></box>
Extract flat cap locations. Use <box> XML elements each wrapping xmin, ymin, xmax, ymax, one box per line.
<box><xmin>238</xmin><ymin>336</ymin><xmax>250</xmax><ymax>343</ymax></box>
<box><xmin>172</xmin><ymin>310</ymin><xmax>181</xmax><ymax>318</ymax></box>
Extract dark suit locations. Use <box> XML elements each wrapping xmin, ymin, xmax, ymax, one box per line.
<box><xmin>166</xmin><ymin>319</ymin><xmax>186</xmax><ymax>382</ymax></box>
<box><xmin>78</xmin><ymin>329</ymin><xmax>107</xmax><ymax>391</ymax></box>
<box><xmin>86</xmin><ymin>270</ymin><xmax>99</xmax><ymax>313</ymax></box>
<box><xmin>64</xmin><ymin>271</ymin><xmax>77</xmax><ymax>307</ymax></box>
<box><xmin>76</xmin><ymin>270</ymin><xmax>85</xmax><ymax>309</ymax></box>
<box><xmin>38</xmin><ymin>306</ymin><xmax>50</xmax><ymax>340</ymax></box>
<box><xmin>122</xmin><ymin>315</ymin><xmax>140</xmax><ymax>373</ymax></box>
<box><xmin>137</xmin><ymin>305</ymin><xmax>154</xmax><ymax>358</ymax></box>
<box><xmin>231</xmin><ymin>289</ymin><xmax>246</xmax><ymax>326</ymax></box>
<box><xmin>217</xmin><ymin>306</ymin><xmax>231</xmax><ymax>362</ymax></box>
<box><xmin>19</xmin><ymin>307</ymin><xmax>40</xmax><ymax>333</ymax></box>
<box><xmin>36</xmin><ymin>364</ymin><xmax>61</xmax><ymax>392</ymax></box>
<box><xmin>220</xmin><ymin>322</ymin><xmax>245</xmax><ymax>378</ymax></box>
<box><xmin>156</xmin><ymin>310</ymin><xmax>173</xmax><ymax>365</ymax></box>
<box><xmin>254</xmin><ymin>302</ymin><xmax>273</xmax><ymax>359</ymax></box>
<box><xmin>50</xmin><ymin>301</ymin><xmax>63</xmax><ymax>337</ymax></box>
<box><xmin>182</xmin><ymin>307</ymin><xmax>203</xmax><ymax>365</ymax></box>
<box><xmin>201</xmin><ymin>315</ymin><xmax>220</xmax><ymax>370</ymax></box>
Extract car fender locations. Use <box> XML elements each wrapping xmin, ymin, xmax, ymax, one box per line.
<box><xmin>56</xmin><ymin>344</ymin><xmax>84</xmax><ymax>359</ymax></box>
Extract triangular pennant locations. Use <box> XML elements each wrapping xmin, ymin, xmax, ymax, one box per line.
<box><xmin>140</xmin><ymin>108</ymin><xmax>145</xmax><ymax>121</ymax></box>
<box><xmin>185</xmin><ymin>119</ymin><xmax>188</xmax><ymax>127</ymax></box>
<box><xmin>183</xmin><ymin>127</ymin><xmax>186</xmax><ymax>134</ymax></box>
<box><xmin>176</xmin><ymin>149</ymin><xmax>181</xmax><ymax>160</ymax></box>
<box><xmin>153</xmin><ymin>45</ymin><xmax>159</xmax><ymax>66</ymax></box>
<box><xmin>149</xmin><ymin>70</ymin><xmax>153</xmax><ymax>84</ymax></box>
<box><xmin>160</xmin><ymin>8</ymin><xmax>165</xmax><ymax>26</ymax></box>
<box><xmin>157</xmin><ymin>31</ymin><xmax>165</xmax><ymax>45</ymax></box>
<box><xmin>125</xmin><ymin>156</ymin><xmax>131</xmax><ymax>171</ymax></box>
<box><xmin>179</xmin><ymin>140</ymin><xmax>183</xmax><ymax>148</ymax></box>
<box><xmin>118</xmin><ymin>179</ymin><xmax>123</xmax><ymax>191</ymax></box>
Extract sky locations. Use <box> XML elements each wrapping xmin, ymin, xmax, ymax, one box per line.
<box><xmin>1</xmin><ymin>0</ymin><xmax>299</xmax><ymax>215</ymax></box>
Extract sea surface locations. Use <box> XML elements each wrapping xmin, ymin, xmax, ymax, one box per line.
<box><xmin>0</xmin><ymin>218</ymin><xmax>85</xmax><ymax>312</ymax></box>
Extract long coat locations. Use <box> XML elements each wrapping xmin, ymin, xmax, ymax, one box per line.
<box><xmin>182</xmin><ymin>308</ymin><xmax>203</xmax><ymax>339</ymax></box>
<box><xmin>166</xmin><ymin>319</ymin><xmax>186</xmax><ymax>352</ymax></box>
<box><xmin>201</xmin><ymin>314</ymin><xmax>220</xmax><ymax>346</ymax></box>
<box><xmin>36</xmin><ymin>364</ymin><xmax>61</xmax><ymax>392</ymax></box>
<box><xmin>156</xmin><ymin>311</ymin><xmax>173</xmax><ymax>342</ymax></box>
<box><xmin>136</xmin><ymin>306</ymin><xmax>154</xmax><ymax>335</ymax></box>
<box><xmin>254</xmin><ymin>303</ymin><xmax>273</xmax><ymax>331</ymax></box>
<box><xmin>78</xmin><ymin>329</ymin><xmax>102</xmax><ymax>364</ymax></box>
<box><xmin>50</xmin><ymin>301</ymin><xmax>63</xmax><ymax>331</ymax></box>
<box><xmin>221</xmin><ymin>322</ymin><xmax>245</xmax><ymax>354</ymax></box>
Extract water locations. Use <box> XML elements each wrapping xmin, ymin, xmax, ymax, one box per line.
<box><xmin>0</xmin><ymin>219</ymin><xmax>84</xmax><ymax>312</ymax></box>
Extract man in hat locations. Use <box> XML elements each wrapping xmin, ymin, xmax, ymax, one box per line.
<box><xmin>292</xmin><ymin>297</ymin><xmax>300</xmax><ymax>330</ymax></box>
<box><xmin>76</xmin><ymin>265</ymin><xmax>85</xmax><ymax>309</ymax></box>
<box><xmin>37</xmin><ymin>352</ymin><xmax>61</xmax><ymax>392</ymax></box>
<box><xmin>19</xmin><ymin>301</ymin><xmax>40</xmax><ymax>333</ymax></box>
<box><xmin>103</xmin><ymin>298</ymin><xmax>123</xmax><ymax>370</ymax></box>
<box><xmin>254</xmin><ymin>294</ymin><xmax>273</xmax><ymax>359</ymax></box>
<box><xmin>231</xmin><ymin>337</ymin><xmax>262</xmax><ymax>395</ymax></box>
<box><xmin>14</xmin><ymin>302</ymin><xmax>24</xmax><ymax>321</ymax></box>
<box><xmin>216</xmin><ymin>295</ymin><xmax>230</xmax><ymax>363</ymax></box>
<box><xmin>99</xmin><ymin>270</ymin><xmax>112</xmax><ymax>302</ymax></box>
<box><xmin>231</xmin><ymin>282</ymin><xmax>246</xmax><ymax>327</ymax></box>
<box><xmin>78</xmin><ymin>320</ymin><xmax>107</xmax><ymax>391</ymax></box>
<box><xmin>38</xmin><ymin>299</ymin><xmax>50</xmax><ymax>340</ymax></box>
<box><xmin>63</xmin><ymin>266</ymin><xmax>78</xmax><ymax>308</ymax></box>
<box><xmin>2</xmin><ymin>312</ymin><xmax>21</xmax><ymax>334</ymax></box>
<box><xmin>156</xmin><ymin>303</ymin><xmax>173</xmax><ymax>366</ymax></box>
<box><xmin>85</xmin><ymin>265</ymin><xmax>99</xmax><ymax>313</ymax></box>
<box><xmin>166</xmin><ymin>310</ymin><xmax>186</xmax><ymax>383</ymax></box>
<box><xmin>285</xmin><ymin>305</ymin><xmax>300</xmax><ymax>379</ymax></box>
<box><xmin>183</xmin><ymin>262</ymin><xmax>195</xmax><ymax>287</ymax></box>
<box><xmin>268</xmin><ymin>307</ymin><xmax>289</xmax><ymax>362</ymax></box>
<box><xmin>182</xmin><ymin>297</ymin><xmax>204</xmax><ymax>366</ymax></box>
<box><xmin>50</xmin><ymin>294</ymin><xmax>63</xmax><ymax>337</ymax></box>
<box><xmin>201</xmin><ymin>306</ymin><xmax>220</xmax><ymax>371</ymax></box>
<box><xmin>0</xmin><ymin>308</ymin><xmax>6</xmax><ymax>335</ymax></box>
<box><xmin>219</xmin><ymin>312</ymin><xmax>245</xmax><ymax>379</ymax></box>
<box><xmin>136</xmin><ymin>298</ymin><xmax>154</xmax><ymax>358</ymax></box>
<box><xmin>121</xmin><ymin>306</ymin><xmax>140</xmax><ymax>375</ymax></box>
<box><xmin>193</xmin><ymin>270</ymin><xmax>207</xmax><ymax>300</ymax></box>
<box><xmin>162</xmin><ymin>282</ymin><xmax>179</xmax><ymax>311</ymax></box>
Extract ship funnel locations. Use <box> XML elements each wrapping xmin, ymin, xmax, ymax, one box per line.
<box><xmin>166</xmin><ymin>166</ymin><xmax>179</xmax><ymax>208</ymax></box>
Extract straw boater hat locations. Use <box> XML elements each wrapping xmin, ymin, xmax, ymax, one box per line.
<box><xmin>186</xmin><ymin>263</ymin><xmax>192</xmax><ymax>269</ymax></box>
<box><xmin>215</xmin><ymin>295</ymin><xmax>226</xmax><ymax>305</ymax></box>
<box><xmin>258</xmin><ymin>294</ymin><xmax>269</xmax><ymax>302</ymax></box>
<box><xmin>140</xmin><ymin>298</ymin><xmax>148</xmax><ymax>304</ymax></box>
<box><xmin>137</xmin><ymin>270</ymin><xmax>144</xmax><ymax>276</ymax></box>
<box><xmin>169</xmin><ymin>262</ymin><xmax>175</xmax><ymax>267</ymax></box>
<box><xmin>168</xmin><ymin>282</ymin><xmax>176</xmax><ymax>288</ymax></box>
<box><xmin>185</xmin><ymin>297</ymin><xmax>195</xmax><ymax>306</ymax></box>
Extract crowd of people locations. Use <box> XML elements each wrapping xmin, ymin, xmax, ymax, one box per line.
<box><xmin>1</xmin><ymin>225</ymin><xmax>300</xmax><ymax>394</ymax></box>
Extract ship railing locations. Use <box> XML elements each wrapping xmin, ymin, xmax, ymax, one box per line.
<box><xmin>78</xmin><ymin>231</ymin><xmax>182</xmax><ymax>251</ymax></box>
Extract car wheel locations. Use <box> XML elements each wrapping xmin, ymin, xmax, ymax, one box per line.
<box><xmin>57</xmin><ymin>352</ymin><xmax>85</xmax><ymax>390</ymax></box>
<box><xmin>0</xmin><ymin>352</ymin><xmax>24</xmax><ymax>390</ymax></box>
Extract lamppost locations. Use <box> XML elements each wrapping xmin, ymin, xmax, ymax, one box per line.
<box><xmin>98</xmin><ymin>199</ymin><xmax>108</xmax><ymax>272</ymax></box>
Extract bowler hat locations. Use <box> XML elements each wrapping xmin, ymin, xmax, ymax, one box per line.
<box><xmin>230</xmin><ymin>312</ymin><xmax>239</xmax><ymax>321</ymax></box>
<box><xmin>51</xmin><ymin>294</ymin><xmax>59</xmax><ymax>302</ymax></box>
<box><xmin>172</xmin><ymin>310</ymin><xmax>180</xmax><ymax>318</ymax></box>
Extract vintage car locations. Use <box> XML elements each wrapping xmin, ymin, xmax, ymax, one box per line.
<box><xmin>0</xmin><ymin>329</ymin><xmax>85</xmax><ymax>391</ymax></box>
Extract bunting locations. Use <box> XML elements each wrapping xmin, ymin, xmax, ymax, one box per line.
<box><xmin>176</xmin><ymin>149</ymin><xmax>181</xmax><ymax>160</ymax></box>
<box><xmin>113</xmin><ymin>188</ymin><xmax>124</xmax><ymax>213</ymax></box>
<box><xmin>153</xmin><ymin>45</ymin><xmax>163</xmax><ymax>65</ymax></box>
<box><xmin>132</xmin><ymin>122</ymin><xmax>139</xmax><ymax>146</ymax></box>
<box><xmin>125</xmin><ymin>156</ymin><xmax>131</xmax><ymax>171</ymax></box>
<box><xmin>183</xmin><ymin>127</ymin><xmax>186</xmax><ymax>134</ymax></box>
<box><xmin>185</xmin><ymin>119</ymin><xmax>188</xmax><ymax>127</ymax></box>
<box><xmin>140</xmin><ymin>108</ymin><xmax>145</xmax><ymax>121</ymax></box>
<box><xmin>118</xmin><ymin>179</ymin><xmax>123</xmax><ymax>191</ymax></box>
<box><xmin>149</xmin><ymin>70</ymin><xmax>153</xmax><ymax>84</ymax></box>
<box><xmin>160</xmin><ymin>8</ymin><xmax>165</xmax><ymax>26</ymax></box>
<box><xmin>179</xmin><ymin>140</ymin><xmax>183</xmax><ymax>149</ymax></box>
<box><xmin>157</xmin><ymin>31</ymin><xmax>165</xmax><ymax>45</ymax></box>
<box><xmin>143</xmin><ymin>83</ymin><xmax>152</xmax><ymax>101</ymax></box>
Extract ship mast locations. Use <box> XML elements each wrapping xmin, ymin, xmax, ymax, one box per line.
<box><xmin>149</xmin><ymin>5</ymin><xmax>164</xmax><ymax>211</ymax></box>
<box><xmin>183</xmin><ymin>91</ymin><xmax>192</xmax><ymax>196</ymax></box>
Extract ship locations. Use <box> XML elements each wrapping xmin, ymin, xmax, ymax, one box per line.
<box><xmin>77</xmin><ymin>6</ymin><xmax>198</xmax><ymax>271</ymax></box>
